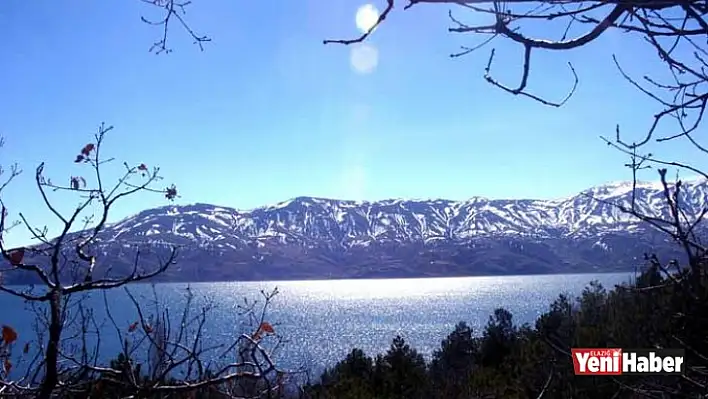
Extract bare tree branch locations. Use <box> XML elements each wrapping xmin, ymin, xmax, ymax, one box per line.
<box><xmin>323</xmin><ymin>0</ymin><xmax>708</xmax><ymax>153</ymax></box>
<box><xmin>139</xmin><ymin>0</ymin><xmax>210</xmax><ymax>54</ymax></box>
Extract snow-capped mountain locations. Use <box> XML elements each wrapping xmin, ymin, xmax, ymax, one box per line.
<box><xmin>6</xmin><ymin>180</ymin><xmax>707</xmax><ymax>283</ymax></box>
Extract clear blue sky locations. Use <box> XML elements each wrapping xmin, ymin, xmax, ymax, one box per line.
<box><xmin>0</xmin><ymin>0</ymin><xmax>704</xmax><ymax>247</ymax></box>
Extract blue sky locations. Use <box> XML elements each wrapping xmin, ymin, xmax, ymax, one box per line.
<box><xmin>0</xmin><ymin>0</ymin><xmax>704</xmax><ymax>247</ymax></box>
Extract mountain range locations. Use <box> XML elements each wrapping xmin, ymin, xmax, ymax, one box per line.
<box><xmin>4</xmin><ymin>179</ymin><xmax>706</xmax><ymax>284</ymax></box>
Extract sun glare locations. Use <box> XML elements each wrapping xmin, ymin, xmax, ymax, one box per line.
<box><xmin>341</xmin><ymin>165</ymin><xmax>367</xmax><ymax>201</ymax></box>
<box><xmin>350</xmin><ymin>44</ymin><xmax>379</xmax><ymax>74</ymax></box>
<box><xmin>355</xmin><ymin>4</ymin><xmax>379</xmax><ymax>33</ymax></box>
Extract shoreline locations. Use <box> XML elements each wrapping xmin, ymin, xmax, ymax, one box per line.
<box><xmin>3</xmin><ymin>268</ymin><xmax>637</xmax><ymax>288</ymax></box>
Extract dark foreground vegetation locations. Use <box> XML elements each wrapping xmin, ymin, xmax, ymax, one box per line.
<box><xmin>305</xmin><ymin>263</ymin><xmax>708</xmax><ymax>398</ymax></box>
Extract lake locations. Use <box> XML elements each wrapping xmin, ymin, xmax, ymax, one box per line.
<box><xmin>0</xmin><ymin>272</ymin><xmax>633</xmax><ymax>378</ymax></box>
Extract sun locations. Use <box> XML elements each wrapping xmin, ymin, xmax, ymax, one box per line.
<box><xmin>355</xmin><ymin>4</ymin><xmax>380</xmax><ymax>34</ymax></box>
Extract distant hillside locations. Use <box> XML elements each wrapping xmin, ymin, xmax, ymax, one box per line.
<box><xmin>3</xmin><ymin>180</ymin><xmax>704</xmax><ymax>283</ymax></box>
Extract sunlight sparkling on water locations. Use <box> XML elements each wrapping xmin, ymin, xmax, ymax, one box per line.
<box><xmin>1</xmin><ymin>273</ymin><xmax>634</xmax><ymax>376</ymax></box>
<box><xmin>254</xmin><ymin>276</ymin><xmax>518</xmax><ymax>300</ymax></box>
<box><xmin>202</xmin><ymin>273</ymin><xmax>633</xmax><ymax>370</ymax></box>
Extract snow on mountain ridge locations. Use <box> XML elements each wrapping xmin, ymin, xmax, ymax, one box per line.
<box><xmin>7</xmin><ymin>179</ymin><xmax>706</xmax><ymax>285</ymax></box>
<box><xmin>93</xmin><ymin>179</ymin><xmax>708</xmax><ymax>248</ymax></box>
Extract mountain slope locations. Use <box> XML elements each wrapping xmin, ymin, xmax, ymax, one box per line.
<box><xmin>4</xmin><ymin>180</ymin><xmax>705</xmax><ymax>283</ymax></box>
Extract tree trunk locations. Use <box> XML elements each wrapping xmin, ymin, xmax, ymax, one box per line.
<box><xmin>38</xmin><ymin>288</ymin><xmax>61</xmax><ymax>399</ymax></box>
